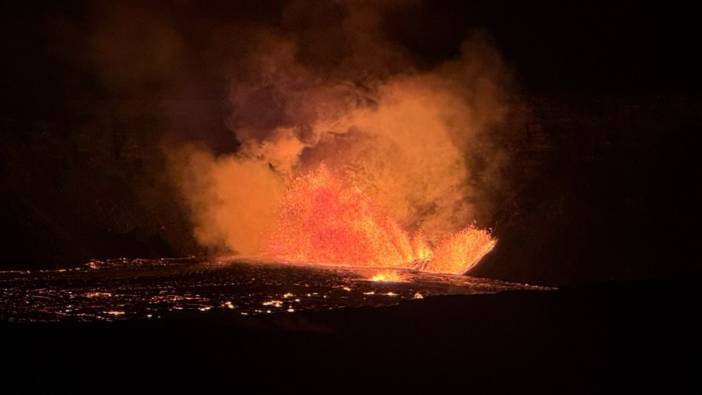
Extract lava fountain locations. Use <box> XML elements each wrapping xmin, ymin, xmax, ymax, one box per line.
<box><xmin>171</xmin><ymin>20</ymin><xmax>507</xmax><ymax>276</ymax></box>
<box><xmin>261</xmin><ymin>165</ymin><xmax>496</xmax><ymax>274</ymax></box>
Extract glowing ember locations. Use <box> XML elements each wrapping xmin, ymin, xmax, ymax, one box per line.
<box><xmin>260</xmin><ymin>166</ymin><xmax>496</xmax><ymax>274</ymax></box>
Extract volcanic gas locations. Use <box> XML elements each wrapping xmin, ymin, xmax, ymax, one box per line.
<box><xmin>170</xmin><ymin>3</ymin><xmax>508</xmax><ymax>275</ymax></box>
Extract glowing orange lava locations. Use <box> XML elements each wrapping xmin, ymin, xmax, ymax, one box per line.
<box><xmin>369</xmin><ymin>272</ymin><xmax>404</xmax><ymax>282</ymax></box>
<box><xmin>261</xmin><ymin>166</ymin><xmax>496</xmax><ymax>274</ymax></box>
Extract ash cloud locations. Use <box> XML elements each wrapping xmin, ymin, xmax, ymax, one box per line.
<box><xmin>168</xmin><ymin>1</ymin><xmax>513</xmax><ymax>255</ymax></box>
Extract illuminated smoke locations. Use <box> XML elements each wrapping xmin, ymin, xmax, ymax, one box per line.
<box><xmin>170</xmin><ymin>1</ymin><xmax>509</xmax><ymax>274</ymax></box>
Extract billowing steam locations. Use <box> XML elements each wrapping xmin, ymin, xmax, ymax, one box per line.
<box><xmin>169</xmin><ymin>1</ymin><xmax>510</xmax><ymax>274</ymax></box>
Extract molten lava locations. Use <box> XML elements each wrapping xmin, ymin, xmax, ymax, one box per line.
<box><xmin>261</xmin><ymin>166</ymin><xmax>496</xmax><ymax>274</ymax></box>
<box><xmin>369</xmin><ymin>272</ymin><xmax>405</xmax><ymax>282</ymax></box>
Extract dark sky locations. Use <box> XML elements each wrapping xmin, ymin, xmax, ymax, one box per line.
<box><xmin>0</xmin><ymin>1</ymin><xmax>699</xmax><ymax>285</ymax></box>
<box><xmin>3</xmin><ymin>1</ymin><xmax>701</xmax><ymax>101</ymax></box>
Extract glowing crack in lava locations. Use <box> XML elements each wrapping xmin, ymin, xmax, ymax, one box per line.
<box><xmin>369</xmin><ymin>272</ymin><xmax>405</xmax><ymax>282</ymax></box>
<box><xmin>260</xmin><ymin>166</ymin><xmax>496</xmax><ymax>274</ymax></box>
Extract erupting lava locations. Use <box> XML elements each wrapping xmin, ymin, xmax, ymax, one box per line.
<box><xmin>260</xmin><ymin>166</ymin><xmax>496</xmax><ymax>274</ymax></box>
<box><xmin>171</xmin><ymin>11</ymin><xmax>508</xmax><ymax>276</ymax></box>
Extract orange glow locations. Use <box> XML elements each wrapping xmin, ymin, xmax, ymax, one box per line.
<box><xmin>369</xmin><ymin>272</ymin><xmax>404</xmax><ymax>282</ymax></box>
<box><xmin>170</xmin><ymin>32</ymin><xmax>507</xmax><ymax>275</ymax></box>
<box><xmin>260</xmin><ymin>166</ymin><xmax>495</xmax><ymax>274</ymax></box>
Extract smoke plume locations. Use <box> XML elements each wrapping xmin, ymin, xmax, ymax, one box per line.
<box><xmin>169</xmin><ymin>1</ymin><xmax>510</xmax><ymax>271</ymax></box>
